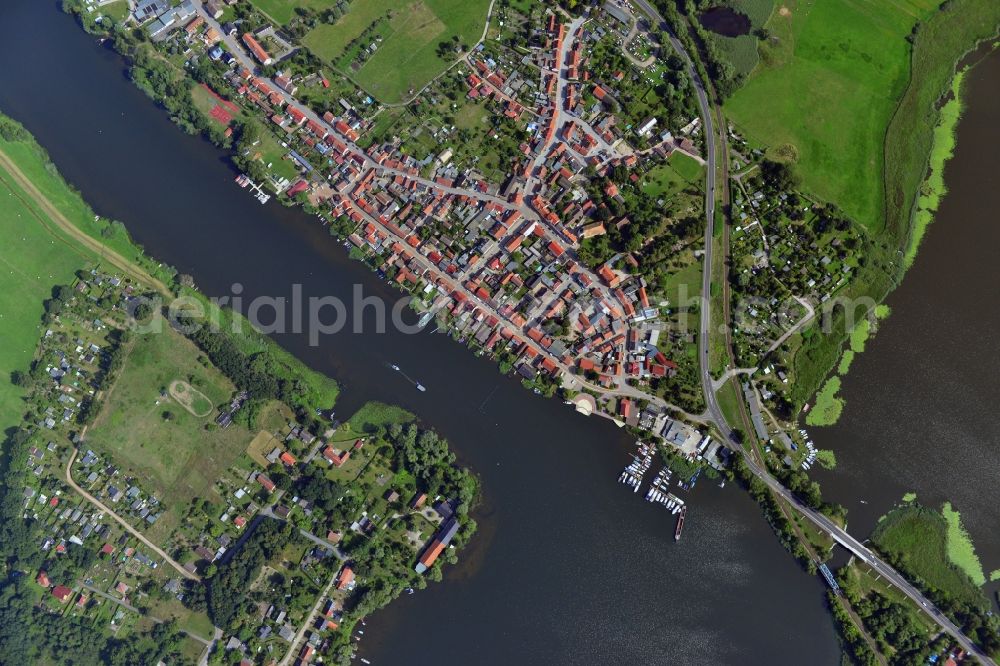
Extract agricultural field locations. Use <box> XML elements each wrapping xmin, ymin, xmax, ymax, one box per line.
<box><xmin>302</xmin><ymin>0</ymin><xmax>491</xmax><ymax>103</ymax></box>
<box><xmin>85</xmin><ymin>312</ymin><xmax>256</xmax><ymax>538</ymax></box>
<box><xmin>724</xmin><ymin>0</ymin><xmax>939</xmax><ymax>230</ymax></box>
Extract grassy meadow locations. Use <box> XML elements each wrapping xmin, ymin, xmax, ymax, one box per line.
<box><xmin>85</xmin><ymin>312</ymin><xmax>256</xmax><ymax>537</ymax></box>
<box><xmin>0</xmin><ymin>164</ymin><xmax>93</xmax><ymax>431</ymax></box>
<box><xmin>248</xmin><ymin>0</ymin><xmax>341</xmax><ymax>25</ymax></box>
<box><xmin>303</xmin><ymin>0</ymin><xmax>490</xmax><ymax>103</ymax></box>
<box><xmin>346</xmin><ymin>400</ymin><xmax>414</xmax><ymax>433</ymax></box>
<box><xmin>872</xmin><ymin>504</ymin><xmax>986</xmax><ymax>607</ymax></box>
<box><xmin>641</xmin><ymin>152</ymin><xmax>704</xmax><ymax>201</ymax></box>
<box><xmin>882</xmin><ymin>0</ymin><xmax>1000</xmax><ymax>250</ymax></box>
<box><xmin>725</xmin><ymin>0</ymin><xmax>939</xmax><ymax>230</ymax></box>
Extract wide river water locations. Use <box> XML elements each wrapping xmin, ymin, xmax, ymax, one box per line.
<box><xmin>809</xmin><ymin>48</ymin><xmax>1000</xmax><ymax>606</ymax></box>
<box><xmin>12</xmin><ymin>1</ymin><xmax>997</xmax><ymax>663</ymax></box>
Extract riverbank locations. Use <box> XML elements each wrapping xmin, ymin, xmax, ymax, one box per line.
<box><xmin>883</xmin><ymin>2</ymin><xmax>1000</xmax><ymax>253</ymax></box>
<box><xmin>806</xmin><ymin>305</ymin><xmax>891</xmax><ymax>427</ymax></box>
<box><xmin>0</xmin><ymin>111</ymin><xmax>482</xmax><ymax>664</ymax></box>
<box><xmin>732</xmin><ymin>2</ymin><xmax>1000</xmax><ymax>415</ymax></box>
<box><xmin>902</xmin><ymin>70</ymin><xmax>966</xmax><ymax>270</ymax></box>
<box><xmin>803</xmin><ymin>43</ymin><xmax>1000</xmax><ymax>661</ymax></box>
<box><xmin>0</xmin><ymin>119</ymin><xmax>339</xmax><ymax>429</ymax></box>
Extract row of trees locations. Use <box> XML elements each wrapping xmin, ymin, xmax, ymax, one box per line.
<box><xmin>731</xmin><ymin>454</ymin><xmax>814</xmax><ymax>571</ymax></box>
<box><xmin>825</xmin><ymin>591</ymin><xmax>880</xmax><ymax>666</ymax></box>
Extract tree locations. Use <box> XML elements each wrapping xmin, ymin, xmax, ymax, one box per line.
<box><xmin>132</xmin><ymin>300</ymin><xmax>152</xmax><ymax>322</ymax></box>
<box><xmin>760</xmin><ymin>159</ymin><xmax>800</xmax><ymax>191</ymax></box>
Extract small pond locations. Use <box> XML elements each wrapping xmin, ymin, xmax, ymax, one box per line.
<box><xmin>699</xmin><ymin>6</ymin><xmax>752</xmax><ymax>37</ymax></box>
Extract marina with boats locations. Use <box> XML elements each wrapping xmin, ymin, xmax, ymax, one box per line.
<box><xmin>235</xmin><ymin>172</ymin><xmax>272</xmax><ymax>204</ymax></box>
<box><xmin>617</xmin><ymin>442</ymin><xmax>690</xmax><ymax>541</ymax></box>
<box><xmin>617</xmin><ymin>442</ymin><xmax>654</xmax><ymax>492</ymax></box>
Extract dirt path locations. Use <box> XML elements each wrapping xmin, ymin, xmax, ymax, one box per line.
<box><xmin>168</xmin><ymin>380</ymin><xmax>213</xmax><ymax>417</ymax></box>
<box><xmin>65</xmin><ymin>447</ymin><xmax>200</xmax><ymax>582</ymax></box>
<box><xmin>0</xmin><ymin>145</ymin><xmax>170</xmax><ymax>295</ymax></box>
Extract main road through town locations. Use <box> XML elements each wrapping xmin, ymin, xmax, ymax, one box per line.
<box><xmin>632</xmin><ymin>1</ymin><xmax>997</xmax><ymax>662</ymax></box>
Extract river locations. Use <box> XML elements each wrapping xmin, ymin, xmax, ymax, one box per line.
<box><xmin>808</xmin><ymin>47</ymin><xmax>1000</xmax><ymax>604</ymax></box>
<box><xmin>0</xmin><ymin>2</ymin><xmax>842</xmax><ymax>663</ymax></box>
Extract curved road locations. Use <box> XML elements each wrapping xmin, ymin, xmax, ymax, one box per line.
<box><xmin>632</xmin><ymin>2</ymin><xmax>997</xmax><ymax>663</ymax></box>
<box><xmin>630</xmin><ymin>0</ymin><xmax>722</xmax><ymax>430</ymax></box>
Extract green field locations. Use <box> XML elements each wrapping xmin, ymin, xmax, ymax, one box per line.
<box><xmin>725</xmin><ymin>0</ymin><xmax>938</xmax><ymax>229</ymax></box>
<box><xmin>0</xmin><ymin>124</ymin><xmax>138</xmax><ymax>433</ymax></box>
<box><xmin>0</xmin><ymin>171</ymin><xmax>91</xmax><ymax>431</ymax></box>
<box><xmin>86</xmin><ymin>313</ymin><xmax>255</xmax><ymax>536</ymax></box>
<box><xmin>303</xmin><ymin>0</ymin><xmax>490</xmax><ymax>103</ymax></box>
<box><xmin>658</xmin><ymin>255</ymin><xmax>701</xmax><ymax>310</ymax></box>
<box><xmin>641</xmin><ymin>152</ymin><xmax>704</xmax><ymax>200</ymax></box>
<box><xmin>346</xmin><ymin>401</ymin><xmax>414</xmax><ymax>434</ymax></box>
<box><xmin>248</xmin><ymin>0</ymin><xmax>341</xmax><ymax>25</ymax></box>
<box><xmin>712</xmin><ymin>33</ymin><xmax>759</xmax><ymax>78</ymax></box>
<box><xmin>98</xmin><ymin>0</ymin><xmax>130</xmax><ymax>24</ymax></box>
<box><xmin>716</xmin><ymin>378</ymin><xmax>745</xmax><ymax>438</ymax></box>
<box><xmin>872</xmin><ymin>504</ymin><xmax>986</xmax><ymax>607</ymax></box>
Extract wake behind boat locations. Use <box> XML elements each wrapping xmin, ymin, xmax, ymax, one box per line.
<box><xmin>389</xmin><ymin>362</ymin><xmax>426</xmax><ymax>392</ymax></box>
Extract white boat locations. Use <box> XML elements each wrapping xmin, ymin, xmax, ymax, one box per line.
<box><xmin>416</xmin><ymin>383</ymin><xmax>426</xmax><ymax>392</ymax></box>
